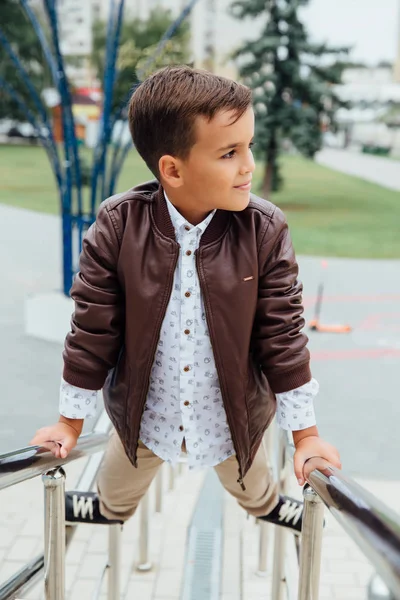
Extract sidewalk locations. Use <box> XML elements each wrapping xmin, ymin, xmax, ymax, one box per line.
<box><xmin>316</xmin><ymin>148</ymin><xmax>400</xmax><ymax>191</ymax></box>
<box><xmin>0</xmin><ymin>454</ymin><xmax>398</xmax><ymax>599</ymax></box>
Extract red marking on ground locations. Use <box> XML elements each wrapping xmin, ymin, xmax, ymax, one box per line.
<box><xmin>358</xmin><ymin>312</ymin><xmax>400</xmax><ymax>332</ymax></box>
<box><xmin>312</xmin><ymin>348</ymin><xmax>400</xmax><ymax>361</ymax></box>
<box><xmin>303</xmin><ymin>294</ymin><xmax>400</xmax><ymax>308</ymax></box>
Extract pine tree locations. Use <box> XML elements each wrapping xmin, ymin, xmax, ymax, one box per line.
<box><xmin>232</xmin><ymin>0</ymin><xmax>348</xmax><ymax>196</ymax></box>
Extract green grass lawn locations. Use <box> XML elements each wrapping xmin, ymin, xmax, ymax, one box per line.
<box><xmin>1</xmin><ymin>144</ymin><xmax>399</xmax><ymax>258</ymax></box>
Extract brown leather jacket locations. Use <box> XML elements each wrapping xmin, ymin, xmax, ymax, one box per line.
<box><xmin>63</xmin><ymin>181</ymin><xmax>311</xmax><ymax>484</ymax></box>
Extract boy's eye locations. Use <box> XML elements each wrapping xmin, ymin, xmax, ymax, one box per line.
<box><xmin>221</xmin><ymin>142</ymin><xmax>255</xmax><ymax>160</ymax></box>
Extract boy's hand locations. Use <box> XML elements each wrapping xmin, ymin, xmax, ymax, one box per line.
<box><xmin>29</xmin><ymin>418</ymin><xmax>83</xmax><ymax>459</ymax></box>
<box><xmin>293</xmin><ymin>431</ymin><xmax>341</xmax><ymax>486</ymax></box>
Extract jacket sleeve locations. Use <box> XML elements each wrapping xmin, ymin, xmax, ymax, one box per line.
<box><xmin>62</xmin><ymin>203</ymin><xmax>124</xmax><ymax>390</ymax></box>
<box><xmin>253</xmin><ymin>207</ymin><xmax>311</xmax><ymax>394</ymax></box>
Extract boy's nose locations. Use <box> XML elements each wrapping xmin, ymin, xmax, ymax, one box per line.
<box><xmin>240</xmin><ymin>155</ymin><xmax>256</xmax><ymax>175</ymax></box>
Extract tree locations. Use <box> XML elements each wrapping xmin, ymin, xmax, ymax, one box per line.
<box><xmin>0</xmin><ymin>0</ymin><xmax>51</xmax><ymax>121</ymax></box>
<box><xmin>91</xmin><ymin>8</ymin><xmax>192</xmax><ymax>112</ymax></box>
<box><xmin>232</xmin><ymin>0</ymin><xmax>349</xmax><ymax>196</ymax></box>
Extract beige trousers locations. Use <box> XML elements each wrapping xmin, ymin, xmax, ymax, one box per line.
<box><xmin>97</xmin><ymin>430</ymin><xmax>278</xmax><ymax>521</ymax></box>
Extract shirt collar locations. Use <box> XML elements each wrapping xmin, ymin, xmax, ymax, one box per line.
<box><xmin>164</xmin><ymin>192</ymin><xmax>216</xmax><ymax>235</ymax></box>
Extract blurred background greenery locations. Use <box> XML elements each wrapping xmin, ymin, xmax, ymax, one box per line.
<box><xmin>1</xmin><ymin>144</ymin><xmax>398</xmax><ymax>259</ymax></box>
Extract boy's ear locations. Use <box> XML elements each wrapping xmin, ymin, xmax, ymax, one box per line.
<box><xmin>158</xmin><ymin>155</ymin><xmax>183</xmax><ymax>188</ymax></box>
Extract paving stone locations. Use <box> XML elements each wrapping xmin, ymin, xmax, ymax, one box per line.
<box><xmin>124</xmin><ymin>580</ymin><xmax>155</xmax><ymax>598</ymax></box>
<box><xmin>67</xmin><ymin>577</ymin><xmax>98</xmax><ymax>599</ymax></box>
<box><xmin>8</xmin><ymin>537</ymin><xmax>41</xmax><ymax>562</ymax></box>
<box><xmin>153</xmin><ymin>569</ymin><xmax>183</xmax><ymax>598</ymax></box>
<box><xmin>0</xmin><ymin>560</ymin><xmax>26</xmax><ymax>583</ymax></box>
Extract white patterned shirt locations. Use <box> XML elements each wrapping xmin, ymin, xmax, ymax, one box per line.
<box><xmin>60</xmin><ymin>194</ymin><xmax>317</xmax><ymax>468</ymax></box>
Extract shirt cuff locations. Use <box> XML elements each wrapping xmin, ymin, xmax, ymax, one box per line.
<box><xmin>59</xmin><ymin>378</ymin><xmax>98</xmax><ymax>420</ymax></box>
<box><xmin>275</xmin><ymin>378</ymin><xmax>318</xmax><ymax>431</ymax></box>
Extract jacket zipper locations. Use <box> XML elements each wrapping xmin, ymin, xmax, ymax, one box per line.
<box><xmin>133</xmin><ymin>245</ymin><xmax>180</xmax><ymax>466</ymax></box>
<box><xmin>196</xmin><ymin>249</ymin><xmax>246</xmax><ymax>491</ymax></box>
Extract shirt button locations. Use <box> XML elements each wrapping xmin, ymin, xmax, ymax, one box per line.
<box><xmin>179</xmin><ymin>425</ymin><xmax>184</xmax><ymax>431</ymax></box>
<box><xmin>184</xmin><ymin>329</ymin><xmax>190</xmax><ymax>335</ymax></box>
<box><xmin>184</xmin><ymin>401</ymin><xmax>190</xmax><ymax>406</ymax></box>
<box><xmin>184</xmin><ymin>225</ymin><xmax>190</xmax><ymax>231</ymax></box>
<box><xmin>185</xmin><ymin>250</ymin><xmax>192</xmax><ymax>256</ymax></box>
<box><xmin>183</xmin><ymin>366</ymin><xmax>190</xmax><ymax>372</ymax></box>
<box><xmin>185</xmin><ymin>291</ymin><xmax>191</xmax><ymax>298</ymax></box>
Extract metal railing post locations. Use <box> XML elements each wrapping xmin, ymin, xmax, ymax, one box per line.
<box><xmin>169</xmin><ymin>464</ymin><xmax>175</xmax><ymax>491</ymax></box>
<box><xmin>257</xmin><ymin>422</ymin><xmax>275</xmax><ymax>576</ymax></box>
<box><xmin>107</xmin><ymin>524</ymin><xmax>122</xmax><ymax>599</ymax></box>
<box><xmin>137</xmin><ymin>492</ymin><xmax>152</xmax><ymax>571</ymax></box>
<box><xmin>297</xmin><ymin>486</ymin><xmax>324</xmax><ymax>600</ymax></box>
<box><xmin>178</xmin><ymin>455</ymin><xmax>186</xmax><ymax>476</ymax></box>
<box><xmin>155</xmin><ymin>467</ymin><xmax>163</xmax><ymax>513</ymax></box>
<box><xmin>257</xmin><ymin>521</ymin><xmax>269</xmax><ymax>575</ymax></box>
<box><xmin>271</xmin><ymin>526</ymin><xmax>287</xmax><ymax>600</ymax></box>
<box><xmin>265</xmin><ymin>420</ymin><xmax>275</xmax><ymax>463</ymax></box>
<box><xmin>42</xmin><ymin>467</ymin><xmax>66</xmax><ymax>600</ymax></box>
<box><xmin>271</xmin><ymin>430</ymin><xmax>288</xmax><ymax>600</ymax></box>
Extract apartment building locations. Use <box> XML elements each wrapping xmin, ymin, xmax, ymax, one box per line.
<box><xmin>90</xmin><ymin>0</ymin><xmax>263</xmax><ymax>76</ymax></box>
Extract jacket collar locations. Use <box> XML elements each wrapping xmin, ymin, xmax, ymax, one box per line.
<box><xmin>152</xmin><ymin>185</ymin><xmax>230</xmax><ymax>246</ymax></box>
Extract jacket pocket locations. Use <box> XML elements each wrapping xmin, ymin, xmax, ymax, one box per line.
<box><xmin>245</xmin><ymin>357</ymin><xmax>276</xmax><ymax>444</ymax></box>
<box><xmin>103</xmin><ymin>345</ymin><xmax>131</xmax><ymax>440</ymax></box>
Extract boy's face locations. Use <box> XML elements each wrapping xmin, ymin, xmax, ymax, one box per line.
<box><xmin>163</xmin><ymin>107</ymin><xmax>256</xmax><ymax>216</ymax></box>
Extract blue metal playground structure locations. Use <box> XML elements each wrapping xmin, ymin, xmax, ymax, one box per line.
<box><xmin>0</xmin><ymin>0</ymin><xmax>200</xmax><ymax>296</ymax></box>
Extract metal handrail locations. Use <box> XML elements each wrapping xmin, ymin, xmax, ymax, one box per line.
<box><xmin>306</xmin><ymin>460</ymin><xmax>400</xmax><ymax>599</ymax></box>
<box><xmin>4</xmin><ymin>413</ymin><xmax>399</xmax><ymax>599</ymax></box>
<box><xmin>0</xmin><ymin>410</ymin><xmax>184</xmax><ymax>600</ymax></box>
<box><xmin>0</xmin><ymin>433</ymin><xmax>109</xmax><ymax>491</ymax></box>
<box><xmin>0</xmin><ymin>410</ymin><xmax>112</xmax><ymax>600</ymax></box>
<box><xmin>263</xmin><ymin>429</ymin><xmax>400</xmax><ymax>600</ymax></box>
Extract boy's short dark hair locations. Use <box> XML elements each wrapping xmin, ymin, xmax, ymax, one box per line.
<box><xmin>128</xmin><ymin>65</ymin><xmax>252</xmax><ymax>178</ymax></box>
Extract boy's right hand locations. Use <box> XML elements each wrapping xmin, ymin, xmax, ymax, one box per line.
<box><xmin>29</xmin><ymin>419</ymin><xmax>83</xmax><ymax>459</ymax></box>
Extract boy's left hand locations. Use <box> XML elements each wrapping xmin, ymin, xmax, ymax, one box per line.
<box><xmin>293</xmin><ymin>435</ymin><xmax>341</xmax><ymax>486</ymax></box>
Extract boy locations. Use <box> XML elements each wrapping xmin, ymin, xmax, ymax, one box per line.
<box><xmin>30</xmin><ymin>66</ymin><xmax>341</xmax><ymax>532</ymax></box>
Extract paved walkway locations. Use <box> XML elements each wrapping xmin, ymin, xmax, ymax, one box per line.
<box><xmin>316</xmin><ymin>148</ymin><xmax>400</xmax><ymax>191</ymax></box>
